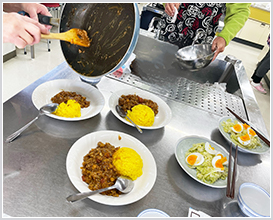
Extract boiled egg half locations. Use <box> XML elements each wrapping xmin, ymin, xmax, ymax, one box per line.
<box><xmin>243</xmin><ymin>123</ymin><xmax>250</xmax><ymax>130</ymax></box>
<box><xmin>231</xmin><ymin>123</ymin><xmax>243</xmax><ymax>133</ymax></box>
<box><xmin>205</xmin><ymin>142</ymin><xmax>217</xmax><ymax>155</ymax></box>
<box><xmin>215</xmin><ymin>152</ymin><xmax>228</xmax><ymax>165</ymax></box>
<box><xmin>186</xmin><ymin>153</ymin><xmax>204</xmax><ymax>166</ymax></box>
<box><xmin>212</xmin><ymin>155</ymin><xmax>228</xmax><ymax>170</ymax></box>
<box><xmin>238</xmin><ymin>133</ymin><xmax>251</xmax><ymax>146</ymax></box>
<box><xmin>247</xmin><ymin>127</ymin><xmax>257</xmax><ymax>137</ymax></box>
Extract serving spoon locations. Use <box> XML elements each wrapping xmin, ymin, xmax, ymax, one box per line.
<box><xmin>66</xmin><ymin>176</ymin><xmax>134</xmax><ymax>203</ymax></box>
<box><xmin>5</xmin><ymin>103</ymin><xmax>59</xmax><ymax>143</ymax></box>
<box><xmin>115</xmin><ymin>105</ymin><xmax>143</xmax><ymax>133</ymax></box>
<box><xmin>41</xmin><ymin>28</ymin><xmax>90</xmax><ymax>47</ymax></box>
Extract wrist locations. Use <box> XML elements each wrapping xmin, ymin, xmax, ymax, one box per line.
<box><xmin>3</xmin><ymin>3</ymin><xmax>23</xmax><ymax>12</ymax></box>
<box><xmin>21</xmin><ymin>3</ymin><xmax>36</xmax><ymax>13</ymax></box>
<box><xmin>20</xmin><ymin>3</ymin><xmax>25</xmax><ymax>9</ymax></box>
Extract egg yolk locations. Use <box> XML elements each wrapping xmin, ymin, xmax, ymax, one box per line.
<box><xmin>240</xmin><ymin>134</ymin><xmax>250</xmax><ymax>142</ymax></box>
<box><xmin>221</xmin><ymin>157</ymin><xmax>227</xmax><ymax>163</ymax></box>
<box><xmin>187</xmin><ymin>155</ymin><xmax>198</xmax><ymax>166</ymax></box>
<box><xmin>243</xmin><ymin>123</ymin><xmax>250</xmax><ymax>130</ymax></box>
<box><xmin>233</xmin><ymin>124</ymin><xmax>242</xmax><ymax>132</ymax></box>
<box><xmin>215</xmin><ymin>157</ymin><xmax>227</xmax><ymax>170</ymax></box>
<box><xmin>248</xmin><ymin>128</ymin><xmax>256</xmax><ymax>136</ymax></box>
<box><xmin>208</xmin><ymin>145</ymin><xmax>215</xmax><ymax>150</ymax></box>
<box><xmin>215</xmin><ymin>159</ymin><xmax>224</xmax><ymax>170</ymax></box>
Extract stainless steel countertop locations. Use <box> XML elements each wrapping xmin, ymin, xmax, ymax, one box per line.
<box><xmin>3</xmin><ymin>31</ymin><xmax>270</xmax><ymax>217</ymax></box>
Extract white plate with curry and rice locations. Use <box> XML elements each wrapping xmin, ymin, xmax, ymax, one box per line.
<box><xmin>108</xmin><ymin>88</ymin><xmax>172</xmax><ymax>129</ymax></box>
<box><xmin>66</xmin><ymin>130</ymin><xmax>157</xmax><ymax>206</ymax></box>
<box><xmin>32</xmin><ymin>79</ymin><xmax>105</xmax><ymax>121</ymax></box>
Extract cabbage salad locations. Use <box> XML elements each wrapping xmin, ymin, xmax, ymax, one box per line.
<box><xmin>221</xmin><ymin>119</ymin><xmax>261</xmax><ymax>149</ymax></box>
<box><xmin>185</xmin><ymin>142</ymin><xmax>228</xmax><ymax>184</ymax></box>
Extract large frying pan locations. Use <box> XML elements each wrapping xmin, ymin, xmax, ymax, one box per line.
<box><xmin>57</xmin><ymin>3</ymin><xmax>139</xmax><ymax>83</ymax></box>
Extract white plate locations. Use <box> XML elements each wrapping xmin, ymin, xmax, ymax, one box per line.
<box><xmin>66</xmin><ymin>130</ymin><xmax>157</xmax><ymax>206</ymax></box>
<box><xmin>137</xmin><ymin>209</ymin><xmax>170</xmax><ymax>217</ymax></box>
<box><xmin>32</xmin><ymin>79</ymin><xmax>105</xmax><ymax>121</ymax></box>
<box><xmin>175</xmin><ymin>135</ymin><xmax>234</xmax><ymax>188</ymax></box>
<box><xmin>108</xmin><ymin>88</ymin><xmax>172</xmax><ymax>129</ymax></box>
<box><xmin>218</xmin><ymin>116</ymin><xmax>269</xmax><ymax>154</ymax></box>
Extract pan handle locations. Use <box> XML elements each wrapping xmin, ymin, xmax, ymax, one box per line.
<box><xmin>38</xmin><ymin>14</ymin><xmax>52</xmax><ymax>25</ymax></box>
<box><xmin>18</xmin><ymin>12</ymin><xmax>55</xmax><ymax>26</ymax></box>
<box><xmin>38</xmin><ymin>14</ymin><xmax>60</xmax><ymax>26</ymax></box>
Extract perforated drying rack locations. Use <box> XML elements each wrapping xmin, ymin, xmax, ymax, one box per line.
<box><xmin>107</xmin><ymin>71</ymin><xmax>246</xmax><ymax>118</ymax></box>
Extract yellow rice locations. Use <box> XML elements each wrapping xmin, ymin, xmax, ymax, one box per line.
<box><xmin>53</xmin><ymin>99</ymin><xmax>81</xmax><ymax>118</ymax></box>
<box><xmin>113</xmin><ymin>147</ymin><xmax>143</xmax><ymax>180</ymax></box>
<box><xmin>126</xmin><ymin>104</ymin><xmax>155</xmax><ymax>126</ymax></box>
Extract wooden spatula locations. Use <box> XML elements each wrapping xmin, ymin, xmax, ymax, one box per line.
<box><xmin>41</xmin><ymin>28</ymin><xmax>90</xmax><ymax>47</ymax></box>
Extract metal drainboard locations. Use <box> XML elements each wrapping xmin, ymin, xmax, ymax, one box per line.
<box><xmin>107</xmin><ymin>72</ymin><xmax>247</xmax><ymax>119</ymax></box>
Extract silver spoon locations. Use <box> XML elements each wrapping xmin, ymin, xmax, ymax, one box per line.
<box><xmin>191</xmin><ymin>31</ymin><xmax>202</xmax><ymax>47</ymax></box>
<box><xmin>115</xmin><ymin>105</ymin><xmax>143</xmax><ymax>133</ymax></box>
<box><xmin>66</xmin><ymin>176</ymin><xmax>134</xmax><ymax>203</ymax></box>
<box><xmin>5</xmin><ymin>103</ymin><xmax>59</xmax><ymax>143</ymax></box>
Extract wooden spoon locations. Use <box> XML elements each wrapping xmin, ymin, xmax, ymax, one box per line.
<box><xmin>41</xmin><ymin>28</ymin><xmax>90</xmax><ymax>47</ymax></box>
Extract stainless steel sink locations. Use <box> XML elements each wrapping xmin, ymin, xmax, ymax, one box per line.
<box><xmin>107</xmin><ymin>33</ymin><xmax>247</xmax><ymax>119</ymax></box>
<box><xmin>107</xmin><ymin>30</ymin><xmax>268</xmax><ymax>137</ymax></box>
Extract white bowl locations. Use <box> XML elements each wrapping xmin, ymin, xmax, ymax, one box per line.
<box><xmin>238</xmin><ymin>183</ymin><xmax>270</xmax><ymax>217</ymax></box>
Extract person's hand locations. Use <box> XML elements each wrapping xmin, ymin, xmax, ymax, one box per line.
<box><xmin>3</xmin><ymin>12</ymin><xmax>50</xmax><ymax>48</ymax></box>
<box><xmin>165</xmin><ymin>3</ymin><xmax>180</xmax><ymax>17</ymax></box>
<box><xmin>21</xmin><ymin>3</ymin><xmax>52</xmax><ymax>32</ymax></box>
<box><xmin>211</xmin><ymin>36</ymin><xmax>226</xmax><ymax>61</ymax></box>
<box><xmin>21</xmin><ymin>3</ymin><xmax>51</xmax><ymax>22</ymax></box>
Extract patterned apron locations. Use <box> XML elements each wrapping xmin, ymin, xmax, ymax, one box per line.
<box><xmin>158</xmin><ymin>3</ymin><xmax>226</xmax><ymax>48</ymax></box>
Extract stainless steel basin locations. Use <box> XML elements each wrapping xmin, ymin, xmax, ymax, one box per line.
<box><xmin>175</xmin><ymin>44</ymin><xmax>215</xmax><ymax>71</ymax></box>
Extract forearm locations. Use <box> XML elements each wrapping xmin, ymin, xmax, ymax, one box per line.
<box><xmin>3</xmin><ymin>3</ymin><xmax>23</xmax><ymax>13</ymax></box>
<box><xmin>218</xmin><ymin>3</ymin><xmax>251</xmax><ymax>45</ymax></box>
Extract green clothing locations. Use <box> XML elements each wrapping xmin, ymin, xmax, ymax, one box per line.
<box><xmin>218</xmin><ymin>3</ymin><xmax>251</xmax><ymax>45</ymax></box>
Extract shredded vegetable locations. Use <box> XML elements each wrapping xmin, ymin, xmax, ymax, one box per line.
<box><xmin>185</xmin><ymin>143</ymin><xmax>228</xmax><ymax>184</ymax></box>
<box><xmin>221</xmin><ymin>119</ymin><xmax>261</xmax><ymax>149</ymax></box>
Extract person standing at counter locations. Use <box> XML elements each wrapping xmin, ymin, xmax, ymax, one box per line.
<box><xmin>3</xmin><ymin>3</ymin><xmax>51</xmax><ymax>49</ymax></box>
<box><xmin>250</xmin><ymin>35</ymin><xmax>270</xmax><ymax>94</ymax></box>
<box><xmin>158</xmin><ymin>3</ymin><xmax>251</xmax><ymax>61</ymax></box>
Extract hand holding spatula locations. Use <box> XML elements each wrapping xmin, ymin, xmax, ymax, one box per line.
<box><xmin>41</xmin><ymin>28</ymin><xmax>90</xmax><ymax>47</ymax></box>
<box><xmin>38</xmin><ymin>14</ymin><xmax>90</xmax><ymax>47</ymax></box>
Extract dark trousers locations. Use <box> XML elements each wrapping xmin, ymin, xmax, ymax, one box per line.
<box><xmin>251</xmin><ymin>50</ymin><xmax>270</xmax><ymax>83</ymax></box>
